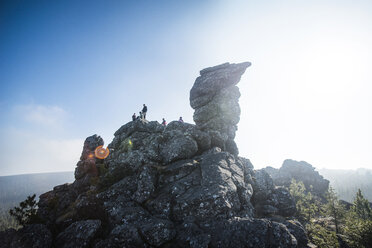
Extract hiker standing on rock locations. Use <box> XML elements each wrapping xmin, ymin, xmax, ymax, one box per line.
<box><xmin>132</xmin><ymin>113</ymin><xmax>136</xmax><ymax>121</ymax></box>
<box><xmin>142</xmin><ymin>104</ymin><xmax>147</xmax><ymax>119</ymax></box>
<box><xmin>179</xmin><ymin>117</ymin><xmax>184</xmax><ymax>123</ymax></box>
<box><xmin>162</xmin><ymin>118</ymin><xmax>167</xmax><ymax>126</ymax></box>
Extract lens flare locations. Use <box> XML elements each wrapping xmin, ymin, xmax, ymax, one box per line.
<box><xmin>94</xmin><ymin>145</ymin><xmax>110</xmax><ymax>159</ymax></box>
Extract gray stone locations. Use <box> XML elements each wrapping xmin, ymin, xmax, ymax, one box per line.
<box><xmin>282</xmin><ymin>219</ymin><xmax>309</xmax><ymax>247</ymax></box>
<box><xmin>160</xmin><ymin>135</ymin><xmax>198</xmax><ymax>164</ymax></box>
<box><xmin>252</xmin><ymin>169</ymin><xmax>296</xmax><ymax>217</ymax></box>
<box><xmin>0</xmin><ymin>224</ymin><xmax>52</xmax><ymax>248</ymax></box>
<box><xmin>190</xmin><ymin>62</ymin><xmax>251</xmax><ymax>155</ymax></box>
<box><xmin>94</xmin><ymin>224</ymin><xmax>145</xmax><ymax>248</ymax></box>
<box><xmin>139</xmin><ymin>218</ymin><xmax>176</xmax><ymax>246</ymax></box>
<box><xmin>205</xmin><ymin>218</ymin><xmax>297</xmax><ymax>248</ymax></box>
<box><xmin>55</xmin><ymin>220</ymin><xmax>101</xmax><ymax>248</ymax></box>
<box><xmin>190</xmin><ymin>62</ymin><xmax>251</xmax><ymax>109</ymax></box>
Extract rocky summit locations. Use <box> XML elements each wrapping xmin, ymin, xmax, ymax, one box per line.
<box><xmin>0</xmin><ymin>62</ymin><xmax>311</xmax><ymax>248</ymax></box>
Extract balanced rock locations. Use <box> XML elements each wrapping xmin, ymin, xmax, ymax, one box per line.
<box><xmin>190</xmin><ymin>62</ymin><xmax>251</xmax><ymax>155</ymax></box>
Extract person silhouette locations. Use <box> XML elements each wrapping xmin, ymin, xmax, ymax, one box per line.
<box><xmin>161</xmin><ymin>118</ymin><xmax>167</xmax><ymax>126</ymax></box>
<box><xmin>142</xmin><ymin>104</ymin><xmax>147</xmax><ymax>119</ymax></box>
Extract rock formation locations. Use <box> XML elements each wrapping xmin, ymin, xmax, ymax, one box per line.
<box><xmin>190</xmin><ymin>62</ymin><xmax>250</xmax><ymax>155</ymax></box>
<box><xmin>264</xmin><ymin>159</ymin><xmax>330</xmax><ymax>199</ymax></box>
<box><xmin>0</xmin><ymin>62</ymin><xmax>311</xmax><ymax>248</ymax></box>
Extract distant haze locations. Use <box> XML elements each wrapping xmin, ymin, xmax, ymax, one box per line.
<box><xmin>0</xmin><ymin>0</ymin><xmax>371</xmax><ymax>175</ymax></box>
<box><xmin>0</xmin><ymin>171</ymin><xmax>74</xmax><ymax>209</ymax></box>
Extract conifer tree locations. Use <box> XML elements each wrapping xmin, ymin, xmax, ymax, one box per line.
<box><xmin>289</xmin><ymin>179</ymin><xmax>319</xmax><ymax>223</ymax></box>
<box><xmin>325</xmin><ymin>186</ymin><xmax>345</xmax><ymax>234</ymax></box>
<box><xmin>344</xmin><ymin>189</ymin><xmax>372</xmax><ymax>248</ymax></box>
<box><xmin>352</xmin><ymin>188</ymin><xmax>372</xmax><ymax>220</ymax></box>
<box><xmin>9</xmin><ymin>194</ymin><xmax>39</xmax><ymax>226</ymax></box>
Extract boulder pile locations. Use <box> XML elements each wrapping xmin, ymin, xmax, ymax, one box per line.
<box><xmin>0</xmin><ymin>62</ymin><xmax>311</xmax><ymax>248</ymax></box>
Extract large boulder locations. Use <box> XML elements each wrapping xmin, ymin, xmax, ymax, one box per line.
<box><xmin>55</xmin><ymin>220</ymin><xmax>101</xmax><ymax>248</ymax></box>
<box><xmin>190</xmin><ymin>62</ymin><xmax>251</xmax><ymax>155</ymax></box>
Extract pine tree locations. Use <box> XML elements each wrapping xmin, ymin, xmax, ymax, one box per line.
<box><xmin>344</xmin><ymin>189</ymin><xmax>372</xmax><ymax>248</ymax></box>
<box><xmin>289</xmin><ymin>179</ymin><xmax>319</xmax><ymax>223</ymax></box>
<box><xmin>325</xmin><ymin>186</ymin><xmax>345</xmax><ymax>234</ymax></box>
<box><xmin>9</xmin><ymin>194</ymin><xmax>39</xmax><ymax>226</ymax></box>
<box><xmin>352</xmin><ymin>188</ymin><xmax>372</xmax><ymax>220</ymax></box>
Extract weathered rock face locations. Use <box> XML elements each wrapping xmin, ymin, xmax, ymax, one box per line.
<box><xmin>190</xmin><ymin>62</ymin><xmax>251</xmax><ymax>155</ymax></box>
<box><xmin>0</xmin><ymin>62</ymin><xmax>310</xmax><ymax>248</ymax></box>
<box><xmin>264</xmin><ymin>159</ymin><xmax>330</xmax><ymax>199</ymax></box>
<box><xmin>251</xmin><ymin>169</ymin><xmax>296</xmax><ymax>217</ymax></box>
<box><xmin>75</xmin><ymin>134</ymin><xmax>104</xmax><ymax>180</ymax></box>
<box><xmin>55</xmin><ymin>220</ymin><xmax>102</xmax><ymax>248</ymax></box>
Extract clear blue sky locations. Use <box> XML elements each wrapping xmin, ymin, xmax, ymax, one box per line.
<box><xmin>1</xmin><ymin>0</ymin><xmax>372</xmax><ymax>175</ymax></box>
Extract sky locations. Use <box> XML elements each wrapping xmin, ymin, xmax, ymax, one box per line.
<box><xmin>0</xmin><ymin>0</ymin><xmax>371</xmax><ymax>176</ymax></box>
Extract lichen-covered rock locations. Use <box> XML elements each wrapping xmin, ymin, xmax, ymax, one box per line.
<box><xmin>0</xmin><ymin>224</ymin><xmax>52</xmax><ymax>248</ymax></box>
<box><xmin>160</xmin><ymin>134</ymin><xmax>198</xmax><ymax>164</ymax></box>
<box><xmin>132</xmin><ymin>165</ymin><xmax>157</xmax><ymax>203</ymax></box>
<box><xmin>55</xmin><ymin>220</ymin><xmax>101</xmax><ymax>248</ymax></box>
<box><xmin>204</xmin><ymin>218</ymin><xmax>297</xmax><ymax>248</ymax></box>
<box><xmin>94</xmin><ymin>224</ymin><xmax>145</xmax><ymax>248</ymax></box>
<box><xmin>139</xmin><ymin>218</ymin><xmax>176</xmax><ymax>246</ymax></box>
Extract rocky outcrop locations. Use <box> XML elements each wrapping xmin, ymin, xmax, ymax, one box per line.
<box><xmin>264</xmin><ymin>159</ymin><xmax>330</xmax><ymax>199</ymax></box>
<box><xmin>74</xmin><ymin>134</ymin><xmax>104</xmax><ymax>180</ymax></box>
<box><xmin>190</xmin><ymin>62</ymin><xmax>251</xmax><ymax>155</ymax></box>
<box><xmin>0</xmin><ymin>62</ymin><xmax>310</xmax><ymax>248</ymax></box>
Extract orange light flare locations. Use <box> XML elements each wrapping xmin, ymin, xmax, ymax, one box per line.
<box><xmin>94</xmin><ymin>145</ymin><xmax>110</xmax><ymax>159</ymax></box>
<box><xmin>87</xmin><ymin>153</ymin><xmax>95</xmax><ymax>159</ymax></box>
